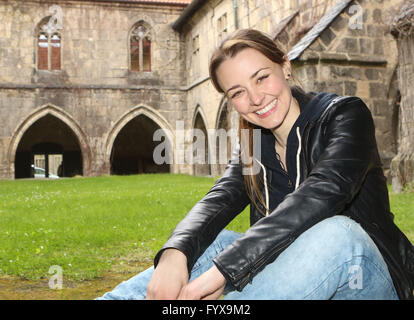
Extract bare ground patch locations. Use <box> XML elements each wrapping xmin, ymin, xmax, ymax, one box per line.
<box><xmin>0</xmin><ymin>252</ymin><xmax>153</xmax><ymax>300</ymax></box>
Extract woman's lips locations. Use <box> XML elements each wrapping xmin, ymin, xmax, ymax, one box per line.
<box><xmin>255</xmin><ymin>98</ymin><xmax>278</xmax><ymax>118</ymax></box>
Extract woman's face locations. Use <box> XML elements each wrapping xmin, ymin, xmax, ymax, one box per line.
<box><xmin>216</xmin><ymin>48</ymin><xmax>294</xmax><ymax>130</ymax></box>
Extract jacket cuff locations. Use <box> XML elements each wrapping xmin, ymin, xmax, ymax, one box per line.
<box><xmin>213</xmin><ymin>251</ymin><xmax>253</xmax><ymax>292</ymax></box>
<box><xmin>153</xmin><ymin>242</ymin><xmax>195</xmax><ymax>274</ymax></box>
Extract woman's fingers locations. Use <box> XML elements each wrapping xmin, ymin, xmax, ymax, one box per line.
<box><xmin>146</xmin><ymin>249</ymin><xmax>189</xmax><ymax>300</ymax></box>
<box><xmin>178</xmin><ymin>265</ymin><xmax>226</xmax><ymax>300</ymax></box>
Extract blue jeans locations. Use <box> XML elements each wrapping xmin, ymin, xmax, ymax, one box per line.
<box><xmin>96</xmin><ymin>216</ymin><xmax>398</xmax><ymax>300</ymax></box>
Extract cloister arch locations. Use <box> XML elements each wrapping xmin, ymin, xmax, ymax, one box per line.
<box><xmin>8</xmin><ymin>104</ymin><xmax>91</xmax><ymax>178</ymax></box>
<box><xmin>214</xmin><ymin>98</ymin><xmax>232</xmax><ymax>175</ymax></box>
<box><xmin>105</xmin><ymin>105</ymin><xmax>175</xmax><ymax>174</ymax></box>
<box><xmin>192</xmin><ymin>105</ymin><xmax>211</xmax><ymax>176</ymax></box>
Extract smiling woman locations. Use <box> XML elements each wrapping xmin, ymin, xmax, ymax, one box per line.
<box><xmin>216</xmin><ymin>49</ymin><xmax>297</xmax><ymax>129</ymax></box>
<box><xmin>215</xmin><ymin>48</ymin><xmax>300</xmax><ymax>176</ymax></box>
<box><xmin>97</xmin><ymin>29</ymin><xmax>414</xmax><ymax>301</ymax></box>
<box><xmin>208</xmin><ymin>30</ymin><xmax>311</xmax><ymax>214</ymax></box>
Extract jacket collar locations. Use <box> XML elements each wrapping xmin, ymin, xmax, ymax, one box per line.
<box><xmin>258</xmin><ymin>88</ymin><xmax>339</xmax><ymax>171</ymax></box>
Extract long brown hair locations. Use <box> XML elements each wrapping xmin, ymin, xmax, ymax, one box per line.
<box><xmin>209</xmin><ymin>29</ymin><xmax>300</xmax><ymax>215</ymax></box>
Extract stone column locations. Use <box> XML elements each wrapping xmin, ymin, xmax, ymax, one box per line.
<box><xmin>390</xmin><ymin>4</ymin><xmax>414</xmax><ymax>192</ymax></box>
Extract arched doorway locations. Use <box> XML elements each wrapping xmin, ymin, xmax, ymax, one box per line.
<box><xmin>192</xmin><ymin>110</ymin><xmax>211</xmax><ymax>176</ymax></box>
<box><xmin>392</xmin><ymin>90</ymin><xmax>401</xmax><ymax>156</ymax></box>
<box><xmin>14</xmin><ymin>114</ymin><xmax>83</xmax><ymax>178</ymax></box>
<box><xmin>110</xmin><ymin>114</ymin><xmax>170</xmax><ymax>175</ymax></box>
<box><xmin>215</xmin><ymin>101</ymin><xmax>232</xmax><ymax>175</ymax></box>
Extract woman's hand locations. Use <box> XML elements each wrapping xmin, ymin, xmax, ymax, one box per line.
<box><xmin>178</xmin><ymin>265</ymin><xmax>226</xmax><ymax>300</ymax></box>
<box><xmin>146</xmin><ymin>249</ymin><xmax>189</xmax><ymax>300</ymax></box>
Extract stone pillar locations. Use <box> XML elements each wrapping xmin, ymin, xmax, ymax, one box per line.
<box><xmin>390</xmin><ymin>4</ymin><xmax>414</xmax><ymax>192</ymax></box>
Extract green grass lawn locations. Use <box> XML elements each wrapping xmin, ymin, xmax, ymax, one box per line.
<box><xmin>0</xmin><ymin>174</ymin><xmax>412</xmax><ymax>282</ymax></box>
<box><xmin>0</xmin><ymin>174</ymin><xmax>249</xmax><ymax>281</ymax></box>
<box><xmin>389</xmin><ymin>184</ymin><xmax>414</xmax><ymax>244</ymax></box>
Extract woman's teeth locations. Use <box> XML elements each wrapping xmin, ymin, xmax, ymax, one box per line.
<box><xmin>255</xmin><ymin>99</ymin><xmax>277</xmax><ymax>115</ymax></box>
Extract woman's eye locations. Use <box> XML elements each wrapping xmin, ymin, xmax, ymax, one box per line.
<box><xmin>231</xmin><ymin>90</ymin><xmax>243</xmax><ymax>99</ymax></box>
<box><xmin>257</xmin><ymin>74</ymin><xmax>269</xmax><ymax>82</ymax></box>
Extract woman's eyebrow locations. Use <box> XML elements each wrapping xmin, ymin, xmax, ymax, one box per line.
<box><xmin>250</xmin><ymin>67</ymin><xmax>270</xmax><ymax>79</ymax></box>
<box><xmin>225</xmin><ymin>67</ymin><xmax>271</xmax><ymax>96</ymax></box>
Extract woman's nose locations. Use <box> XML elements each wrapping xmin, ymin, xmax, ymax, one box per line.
<box><xmin>248</xmin><ymin>89</ymin><xmax>264</xmax><ymax>106</ymax></box>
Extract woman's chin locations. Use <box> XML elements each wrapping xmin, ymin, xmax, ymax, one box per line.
<box><xmin>250</xmin><ymin>117</ymin><xmax>281</xmax><ymax>130</ymax></box>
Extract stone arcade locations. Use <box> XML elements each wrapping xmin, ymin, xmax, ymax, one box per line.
<box><xmin>0</xmin><ymin>0</ymin><xmax>410</xmax><ymax>188</ymax></box>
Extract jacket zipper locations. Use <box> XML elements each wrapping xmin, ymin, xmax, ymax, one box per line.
<box><xmin>234</xmin><ymin>97</ymin><xmax>355</xmax><ymax>288</ymax></box>
<box><xmin>300</xmin><ymin>96</ymin><xmax>352</xmax><ymax>178</ymax></box>
<box><xmin>230</xmin><ymin>236</ymin><xmax>293</xmax><ymax>288</ymax></box>
<box><xmin>302</xmin><ymin>121</ymin><xmax>314</xmax><ymax>179</ymax></box>
<box><xmin>275</xmin><ymin>153</ymin><xmax>294</xmax><ymax>189</ymax></box>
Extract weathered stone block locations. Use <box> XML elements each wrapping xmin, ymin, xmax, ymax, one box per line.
<box><xmin>359</xmin><ymin>38</ymin><xmax>372</xmax><ymax>54</ymax></box>
<box><xmin>344</xmin><ymin>80</ymin><xmax>357</xmax><ymax>95</ymax></box>
<box><xmin>336</xmin><ymin>37</ymin><xmax>358</xmax><ymax>53</ymax></box>
<box><xmin>373</xmin><ymin>38</ymin><xmax>384</xmax><ymax>55</ymax></box>
<box><xmin>369</xmin><ymin>82</ymin><xmax>387</xmax><ymax>98</ymax></box>
<box><xmin>320</xmin><ymin>27</ymin><xmax>336</xmax><ymax>47</ymax></box>
<box><xmin>365</xmin><ymin>68</ymin><xmax>381</xmax><ymax>80</ymax></box>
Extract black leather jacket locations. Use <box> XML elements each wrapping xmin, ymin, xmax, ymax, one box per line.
<box><xmin>154</xmin><ymin>93</ymin><xmax>414</xmax><ymax>299</ymax></box>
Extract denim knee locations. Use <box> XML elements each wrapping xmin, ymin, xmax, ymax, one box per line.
<box><xmin>225</xmin><ymin>217</ymin><xmax>398</xmax><ymax>300</ymax></box>
<box><xmin>316</xmin><ymin>216</ymin><xmax>364</xmax><ymax>238</ymax></box>
<box><xmin>318</xmin><ymin>215</ymin><xmax>359</xmax><ymax>230</ymax></box>
<box><xmin>309</xmin><ymin>215</ymin><xmax>374</xmax><ymax>257</ymax></box>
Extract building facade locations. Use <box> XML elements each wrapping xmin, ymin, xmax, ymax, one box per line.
<box><xmin>0</xmin><ymin>0</ymin><xmax>194</xmax><ymax>178</ymax></box>
<box><xmin>0</xmin><ymin>0</ymin><xmax>410</xmax><ymax>184</ymax></box>
<box><xmin>175</xmin><ymin>0</ymin><xmax>406</xmax><ymax>180</ymax></box>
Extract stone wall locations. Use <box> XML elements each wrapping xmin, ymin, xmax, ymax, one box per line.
<box><xmin>0</xmin><ymin>0</ymin><xmax>409</xmax><ymax>180</ymax></box>
<box><xmin>390</xmin><ymin>1</ymin><xmax>414</xmax><ymax>190</ymax></box>
<box><xmin>0</xmin><ymin>0</ymin><xmax>189</xmax><ymax>178</ymax></box>
<box><xmin>178</xmin><ymin>0</ymin><xmax>405</xmax><ymax>178</ymax></box>
<box><xmin>291</xmin><ymin>0</ymin><xmax>402</xmax><ymax>173</ymax></box>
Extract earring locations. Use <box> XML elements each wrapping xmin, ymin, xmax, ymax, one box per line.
<box><xmin>286</xmin><ymin>73</ymin><xmax>291</xmax><ymax>80</ymax></box>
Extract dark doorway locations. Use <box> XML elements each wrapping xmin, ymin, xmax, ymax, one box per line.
<box><xmin>391</xmin><ymin>90</ymin><xmax>401</xmax><ymax>156</ymax></box>
<box><xmin>216</xmin><ymin>103</ymin><xmax>232</xmax><ymax>174</ymax></box>
<box><xmin>14</xmin><ymin>114</ymin><xmax>83</xmax><ymax>179</ymax></box>
<box><xmin>193</xmin><ymin>112</ymin><xmax>211</xmax><ymax>176</ymax></box>
<box><xmin>110</xmin><ymin>115</ymin><xmax>170</xmax><ymax>175</ymax></box>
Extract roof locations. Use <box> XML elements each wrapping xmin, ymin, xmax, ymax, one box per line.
<box><xmin>76</xmin><ymin>0</ymin><xmax>192</xmax><ymax>5</ymax></box>
<box><xmin>172</xmin><ymin>0</ymin><xmax>353</xmax><ymax>56</ymax></box>
<box><xmin>287</xmin><ymin>0</ymin><xmax>353</xmax><ymax>61</ymax></box>
<box><xmin>171</xmin><ymin>0</ymin><xmax>207</xmax><ymax>30</ymax></box>
<box><xmin>393</xmin><ymin>0</ymin><xmax>414</xmax><ymax>22</ymax></box>
<box><xmin>271</xmin><ymin>10</ymin><xmax>299</xmax><ymax>40</ymax></box>
<box><xmin>127</xmin><ymin>0</ymin><xmax>191</xmax><ymax>3</ymax></box>
<box><xmin>391</xmin><ymin>0</ymin><xmax>414</xmax><ymax>37</ymax></box>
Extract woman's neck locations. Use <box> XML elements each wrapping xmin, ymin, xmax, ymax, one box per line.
<box><xmin>271</xmin><ymin>96</ymin><xmax>300</xmax><ymax>149</ymax></box>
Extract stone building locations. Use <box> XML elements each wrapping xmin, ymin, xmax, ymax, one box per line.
<box><xmin>0</xmin><ymin>0</ymin><xmax>191</xmax><ymax>179</ymax></box>
<box><xmin>0</xmin><ymin>0</ymin><xmax>411</xmax><ymax>184</ymax></box>
<box><xmin>173</xmin><ymin>0</ymin><xmax>407</xmax><ymax>180</ymax></box>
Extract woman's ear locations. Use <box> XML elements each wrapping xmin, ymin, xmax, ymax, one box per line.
<box><xmin>282</xmin><ymin>56</ymin><xmax>292</xmax><ymax>80</ymax></box>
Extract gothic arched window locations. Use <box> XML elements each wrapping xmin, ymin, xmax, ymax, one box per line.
<box><xmin>50</xmin><ymin>33</ymin><xmax>61</xmax><ymax>70</ymax></box>
<box><xmin>130</xmin><ymin>25</ymin><xmax>151</xmax><ymax>72</ymax></box>
<box><xmin>36</xmin><ymin>13</ymin><xmax>62</xmax><ymax>71</ymax></box>
<box><xmin>37</xmin><ymin>33</ymin><xmax>49</xmax><ymax>70</ymax></box>
<box><xmin>37</xmin><ymin>28</ymin><xmax>61</xmax><ymax>71</ymax></box>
